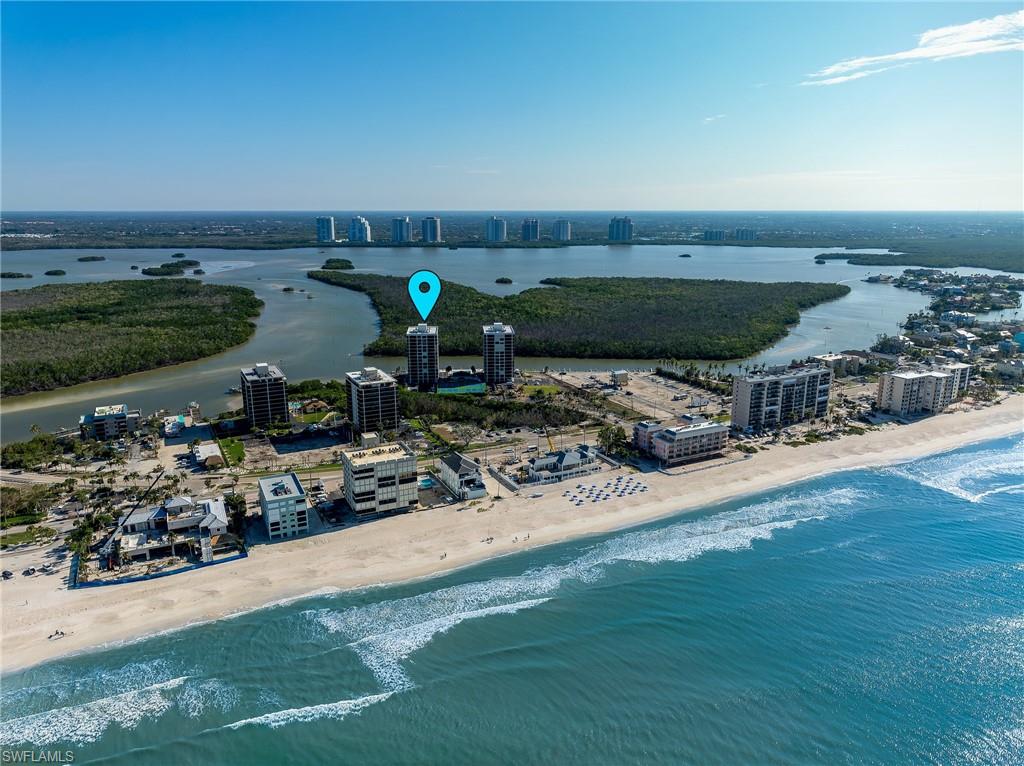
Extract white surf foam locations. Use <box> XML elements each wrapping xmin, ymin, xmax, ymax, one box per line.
<box><xmin>0</xmin><ymin>677</ymin><xmax>188</xmax><ymax>747</ymax></box>
<box><xmin>885</xmin><ymin>438</ymin><xmax>1024</xmax><ymax>503</ymax></box>
<box><xmin>176</xmin><ymin>679</ymin><xmax>240</xmax><ymax>719</ymax></box>
<box><xmin>311</xmin><ymin>486</ymin><xmax>866</xmax><ymax>690</ymax></box>
<box><xmin>224</xmin><ymin>692</ymin><xmax>392</xmax><ymax>730</ymax></box>
<box><xmin>349</xmin><ymin>599</ymin><xmax>551</xmax><ymax>691</ymax></box>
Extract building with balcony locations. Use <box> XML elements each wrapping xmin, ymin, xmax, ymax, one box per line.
<box><xmin>730</xmin><ymin>366</ymin><xmax>832</xmax><ymax>431</ymax></box>
<box><xmin>342</xmin><ymin>443</ymin><xmax>419</xmax><ymax>517</ymax></box>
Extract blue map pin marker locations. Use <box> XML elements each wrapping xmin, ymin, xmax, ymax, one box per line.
<box><xmin>408</xmin><ymin>270</ymin><xmax>442</xmax><ymax>321</ymax></box>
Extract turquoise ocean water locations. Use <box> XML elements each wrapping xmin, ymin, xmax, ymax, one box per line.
<box><xmin>1</xmin><ymin>435</ymin><xmax>1022</xmax><ymax>765</ymax></box>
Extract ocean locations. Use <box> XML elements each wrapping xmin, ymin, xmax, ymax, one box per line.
<box><xmin>1</xmin><ymin>435</ymin><xmax>1022</xmax><ymax>765</ymax></box>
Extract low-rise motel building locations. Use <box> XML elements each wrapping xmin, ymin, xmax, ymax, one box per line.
<box><xmin>633</xmin><ymin>416</ymin><xmax>729</xmax><ymax>467</ymax></box>
<box><xmin>875</xmin><ymin>362</ymin><xmax>971</xmax><ymax>417</ymax></box>
<box><xmin>342</xmin><ymin>442</ymin><xmax>419</xmax><ymax>518</ymax></box>
<box><xmin>258</xmin><ymin>472</ymin><xmax>310</xmax><ymax>540</ymax></box>
<box><xmin>730</xmin><ymin>365</ymin><xmax>832</xmax><ymax>431</ymax></box>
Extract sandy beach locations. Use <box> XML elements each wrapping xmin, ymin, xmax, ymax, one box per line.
<box><xmin>2</xmin><ymin>398</ymin><xmax>1021</xmax><ymax>675</ymax></box>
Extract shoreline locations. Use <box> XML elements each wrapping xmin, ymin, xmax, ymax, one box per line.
<box><xmin>2</xmin><ymin>398</ymin><xmax>1021</xmax><ymax>675</ymax></box>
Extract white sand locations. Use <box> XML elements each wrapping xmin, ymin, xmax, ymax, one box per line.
<box><xmin>2</xmin><ymin>398</ymin><xmax>1021</xmax><ymax>674</ymax></box>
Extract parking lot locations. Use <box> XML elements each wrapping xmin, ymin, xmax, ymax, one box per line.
<box><xmin>554</xmin><ymin>369</ymin><xmax>729</xmax><ymax>422</ymax></box>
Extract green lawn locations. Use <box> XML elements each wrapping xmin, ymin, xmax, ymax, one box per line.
<box><xmin>219</xmin><ymin>437</ymin><xmax>245</xmax><ymax>466</ymax></box>
<box><xmin>1</xmin><ymin>525</ymin><xmax>57</xmax><ymax>549</ymax></box>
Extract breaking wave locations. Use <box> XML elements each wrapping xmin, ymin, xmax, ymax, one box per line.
<box><xmin>0</xmin><ymin>677</ymin><xmax>189</xmax><ymax>747</ymax></box>
<box><xmin>310</xmin><ymin>486</ymin><xmax>868</xmax><ymax>691</ymax></box>
<box><xmin>224</xmin><ymin>692</ymin><xmax>393</xmax><ymax>730</ymax></box>
<box><xmin>884</xmin><ymin>438</ymin><xmax>1024</xmax><ymax>503</ymax></box>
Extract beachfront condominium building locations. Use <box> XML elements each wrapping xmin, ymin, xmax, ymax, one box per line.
<box><xmin>348</xmin><ymin>216</ymin><xmax>372</xmax><ymax>243</ymax></box>
<box><xmin>316</xmin><ymin>216</ymin><xmax>336</xmax><ymax>243</ymax></box>
<box><xmin>703</xmin><ymin>229</ymin><xmax>726</xmax><ymax>241</ymax></box>
<box><xmin>733</xmin><ymin>228</ymin><xmax>757</xmax><ymax>241</ymax></box>
<box><xmin>552</xmin><ymin>219</ymin><xmax>572</xmax><ymax>242</ymax></box>
<box><xmin>421</xmin><ymin>216</ymin><xmax>442</xmax><ymax>243</ymax></box>
<box><xmin>342</xmin><ymin>443</ymin><xmax>419</xmax><ymax>517</ymax></box>
<box><xmin>485</xmin><ymin>216</ymin><xmax>507</xmax><ymax>243</ymax></box>
<box><xmin>240</xmin><ymin>363</ymin><xmax>289</xmax><ymax>427</ymax></box>
<box><xmin>649</xmin><ymin>418</ymin><xmax>729</xmax><ymax>467</ymax></box>
<box><xmin>258</xmin><ymin>472</ymin><xmax>309</xmax><ymax>540</ymax></box>
<box><xmin>79</xmin><ymin>404</ymin><xmax>142</xmax><ymax>441</ymax></box>
<box><xmin>406</xmin><ymin>323</ymin><xmax>439</xmax><ymax>390</ymax></box>
<box><xmin>731</xmin><ymin>365</ymin><xmax>832</xmax><ymax>431</ymax></box>
<box><xmin>608</xmin><ymin>216</ymin><xmax>634</xmax><ymax>241</ymax></box>
<box><xmin>876</xmin><ymin>363</ymin><xmax>972</xmax><ymax>417</ymax></box>
<box><xmin>392</xmin><ymin>216</ymin><xmax>411</xmax><ymax>243</ymax></box>
<box><xmin>482</xmin><ymin>322</ymin><xmax>515</xmax><ymax>385</ymax></box>
<box><xmin>521</xmin><ymin>218</ymin><xmax>540</xmax><ymax>242</ymax></box>
<box><xmin>346</xmin><ymin>367</ymin><xmax>399</xmax><ymax>432</ymax></box>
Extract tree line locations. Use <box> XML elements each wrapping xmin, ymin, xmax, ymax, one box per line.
<box><xmin>307</xmin><ymin>271</ymin><xmax>850</xmax><ymax>361</ymax></box>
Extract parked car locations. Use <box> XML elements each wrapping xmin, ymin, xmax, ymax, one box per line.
<box><xmin>2</xmin><ymin>571</ymin><xmax>13</xmax><ymax>580</ymax></box>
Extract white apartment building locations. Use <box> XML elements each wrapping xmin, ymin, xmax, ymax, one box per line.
<box><xmin>79</xmin><ymin>403</ymin><xmax>141</xmax><ymax>441</ymax></box>
<box><xmin>392</xmin><ymin>216</ymin><xmax>411</xmax><ymax>243</ymax></box>
<box><xmin>650</xmin><ymin>419</ymin><xmax>728</xmax><ymax>467</ymax></box>
<box><xmin>316</xmin><ymin>216</ymin><xmax>336</xmax><ymax>243</ymax></box>
<box><xmin>811</xmin><ymin>353</ymin><xmax>862</xmax><ymax>377</ymax></box>
<box><xmin>552</xmin><ymin>219</ymin><xmax>572</xmax><ymax>242</ymax></box>
<box><xmin>342</xmin><ymin>443</ymin><xmax>419</xmax><ymax>517</ymax></box>
<box><xmin>731</xmin><ymin>366</ymin><xmax>832</xmax><ymax>431</ymax></box>
<box><xmin>346</xmin><ymin>367</ymin><xmax>399</xmax><ymax>433</ymax></box>
<box><xmin>406</xmin><ymin>324</ymin><xmax>439</xmax><ymax>389</ymax></box>
<box><xmin>348</xmin><ymin>216</ymin><xmax>372</xmax><ymax>243</ymax></box>
<box><xmin>876</xmin><ymin>363</ymin><xmax>972</xmax><ymax>417</ymax></box>
<box><xmin>421</xmin><ymin>216</ymin><xmax>442</xmax><ymax>243</ymax></box>
<box><xmin>485</xmin><ymin>216</ymin><xmax>507</xmax><ymax>243</ymax></box>
<box><xmin>482</xmin><ymin>322</ymin><xmax>515</xmax><ymax>385</ymax></box>
<box><xmin>258</xmin><ymin>473</ymin><xmax>309</xmax><ymax>540</ymax></box>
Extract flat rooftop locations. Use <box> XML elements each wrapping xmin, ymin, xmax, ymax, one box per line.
<box><xmin>343</xmin><ymin>443</ymin><xmax>415</xmax><ymax>466</ymax></box>
<box><xmin>241</xmin><ymin>364</ymin><xmax>285</xmax><ymax>382</ymax></box>
<box><xmin>346</xmin><ymin>367</ymin><xmax>397</xmax><ymax>385</ymax></box>
<box><xmin>406</xmin><ymin>324</ymin><xmax>438</xmax><ymax>335</ymax></box>
<box><xmin>258</xmin><ymin>472</ymin><xmax>305</xmax><ymax>499</ymax></box>
<box><xmin>93</xmin><ymin>404</ymin><xmax>128</xmax><ymax>417</ymax></box>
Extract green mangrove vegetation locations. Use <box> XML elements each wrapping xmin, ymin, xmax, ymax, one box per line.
<box><xmin>815</xmin><ymin>237</ymin><xmax>1023</xmax><ymax>273</ymax></box>
<box><xmin>1</xmin><ymin>279</ymin><xmax>263</xmax><ymax>396</ymax></box>
<box><xmin>321</xmin><ymin>258</ymin><xmax>354</xmax><ymax>270</ymax></box>
<box><xmin>307</xmin><ymin>271</ymin><xmax>850</xmax><ymax>360</ymax></box>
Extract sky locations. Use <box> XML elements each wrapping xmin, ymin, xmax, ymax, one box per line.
<box><xmin>1</xmin><ymin>1</ymin><xmax>1022</xmax><ymax>211</ymax></box>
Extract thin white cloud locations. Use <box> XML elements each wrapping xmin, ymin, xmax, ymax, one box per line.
<box><xmin>703</xmin><ymin>114</ymin><xmax>726</xmax><ymax>123</ymax></box>
<box><xmin>802</xmin><ymin>9</ymin><xmax>1024</xmax><ymax>85</ymax></box>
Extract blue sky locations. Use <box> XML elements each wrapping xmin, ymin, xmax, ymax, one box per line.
<box><xmin>2</xmin><ymin>2</ymin><xmax>1021</xmax><ymax>210</ymax></box>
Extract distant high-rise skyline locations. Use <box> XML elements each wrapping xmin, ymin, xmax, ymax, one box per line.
<box><xmin>552</xmin><ymin>219</ymin><xmax>572</xmax><ymax>242</ymax></box>
<box><xmin>391</xmin><ymin>216</ymin><xmax>411</xmax><ymax>243</ymax></box>
<box><xmin>520</xmin><ymin>218</ymin><xmax>540</xmax><ymax>242</ymax></box>
<box><xmin>2</xmin><ymin>3</ymin><xmax>1021</xmax><ymax>211</ymax></box>
<box><xmin>315</xmin><ymin>216</ymin><xmax>335</xmax><ymax>243</ymax></box>
<box><xmin>608</xmin><ymin>216</ymin><xmax>634</xmax><ymax>242</ymax></box>
<box><xmin>485</xmin><ymin>216</ymin><xmax>507</xmax><ymax>243</ymax></box>
<box><xmin>421</xmin><ymin>216</ymin><xmax>442</xmax><ymax>243</ymax></box>
<box><xmin>348</xmin><ymin>215</ymin><xmax>372</xmax><ymax>243</ymax></box>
